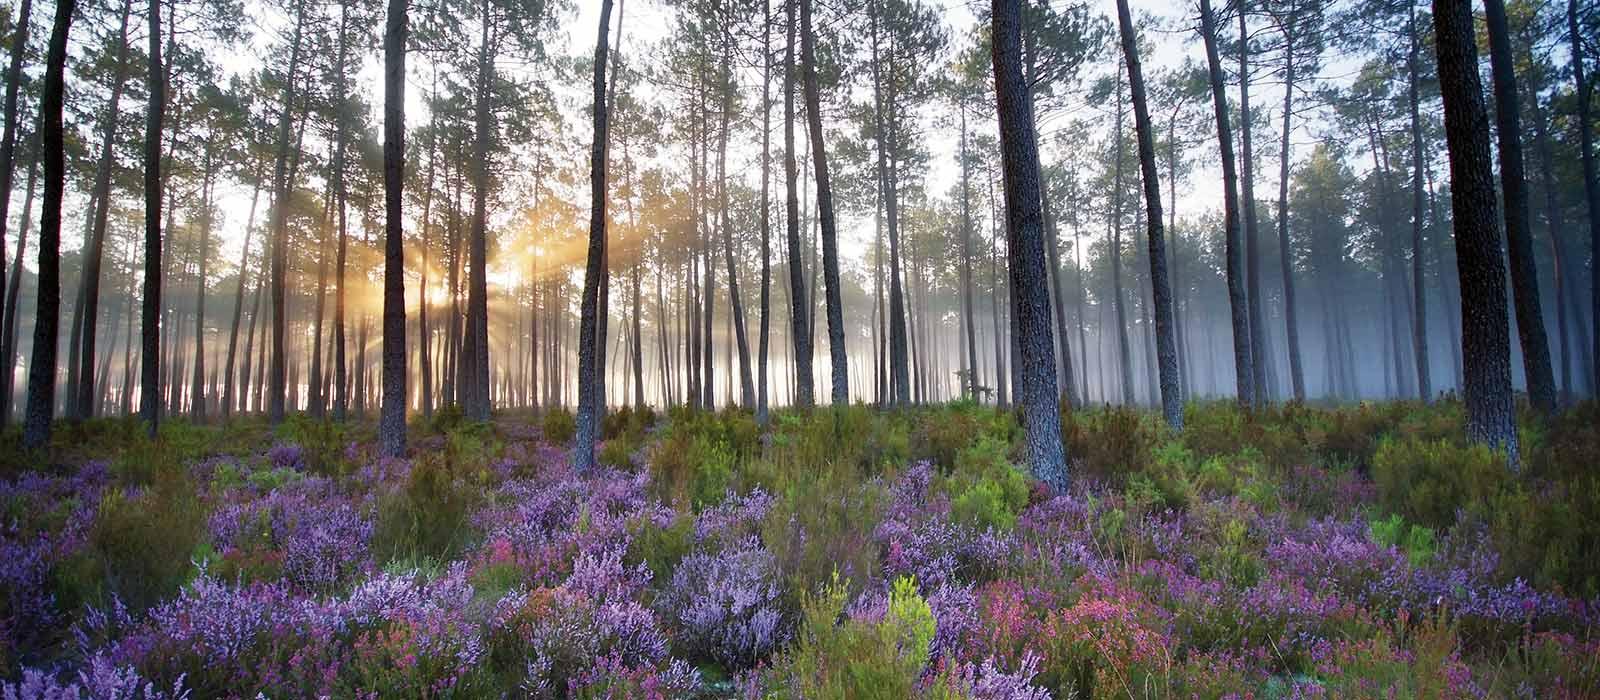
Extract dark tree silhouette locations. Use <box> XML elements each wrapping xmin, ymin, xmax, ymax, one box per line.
<box><xmin>1432</xmin><ymin>0</ymin><xmax>1518</xmax><ymax>465</ymax></box>
<box><xmin>1570</xmin><ymin>0</ymin><xmax>1599</xmax><ymax>392</ymax></box>
<box><xmin>1199</xmin><ymin>0</ymin><xmax>1255</xmax><ymax>408</ymax></box>
<box><xmin>575</xmin><ymin>0</ymin><xmax>616</xmax><ymax>472</ymax></box>
<box><xmin>783</xmin><ymin>0</ymin><xmax>813</xmax><ymax>408</ymax></box>
<box><xmin>1483</xmin><ymin>0</ymin><xmax>1555</xmax><ymax>414</ymax></box>
<box><xmin>991</xmin><ymin>0</ymin><xmax>1068</xmax><ymax>490</ymax></box>
<box><xmin>379</xmin><ymin>0</ymin><xmax>408</xmax><ymax>458</ymax></box>
<box><xmin>21</xmin><ymin>0</ymin><xmax>75</xmax><ymax>450</ymax></box>
<box><xmin>139</xmin><ymin>0</ymin><xmax>165</xmax><ymax>437</ymax></box>
<box><xmin>0</xmin><ymin>0</ymin><xmax>31</xmax><ymax>423</ymax></box>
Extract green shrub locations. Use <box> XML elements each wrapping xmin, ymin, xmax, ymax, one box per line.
<box><xmin>274</xmin><ymin>414</ymin><xmax>349</xmax><ymax>475</ymax></box>
<box><xmin>55</xmin><ymin>479</ymin><xmax>207</xmax><ymax>614</ymax></box>
<box><xmin>764</xmin><ymin>575</ymin><xmax>934</xmax><ymax>700</ymax></box>
<box><xmin>647</xmin><ymin>428</ymin><xmax>735</xmax><ymax>509</ymax></box>
<box><xmin>762</xmin><ymin>461</ymin><xmax>886</xmax><ymax>606</ymax></box>
<box><xmin>941</xmin><ymin>436</ymin><xmax>1030</xmax><ymax>531</ymax></box>
<box><xmin>626</xmin><ymin>514</ymin><xmax>694</xmax><ymax>584</ymax></box>
<box><xmin>371</xmin><ymin>454</ymin><xmax>479</xmax><ymax>565</ymax></box>
<box><xmin>1372</xmin><ymin>437</ymin><xmax>1509</xmax><ymax>530</ymax></box>
<box><xmin>912</xmin><ymin>405</ymin><xmax>987</xmax><ymax>469</ymax></box>
<box><xmin>1065</xmin><ymin>406</ymin><xmax>1162</xmax><ymax>483</ymax></box>
<box><xmin>542</xmin><ymin>409</ymin><xmax>577</xmax><ymax>445</ymax></box>
<box><xmin>1368</xmin><ymin>513</ymin><xmax>1436</xmax><ymax>567</ymax></box>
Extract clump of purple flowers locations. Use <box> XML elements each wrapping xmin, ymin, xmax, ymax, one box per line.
<box><xmin>660</xmin><ymin>537</ymin><xmax>785</xmax><ymax>669</ymax></box>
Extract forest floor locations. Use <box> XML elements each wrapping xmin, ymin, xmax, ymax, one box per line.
<box><xmin>0</xmin><ymin>399</ymin><xmax>1596</xmax><ymax>698</ymax></box>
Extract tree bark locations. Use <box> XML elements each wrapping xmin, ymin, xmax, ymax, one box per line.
<box><xmin>266</xmin><ymin>0</ymin><xmax>307</xmax><ymax>424</ymax></box>
<box><xmin>0</xmin><ymin>0</ymin><xmax>32</xmax><ymax>420</ymax></box>
<box><xmin>1199</xmin><ymin>0</ymin><xmax>1255</xmax><ymax>408</ymax></box>
<box><xmin>1433</xmin><ymin>0</ymin><xmax>1519</xmax><ymax>465</ymax></box>
<box><xmin>783</xmin><ymin>0</ymin><xmax>813</xmax><ymax>408</ymax></box>
<box><xmin>1483</xmin><ymin>0</ymin><xmax>1556</xmax><ymax>414</ymax></box>
<box><xmin>576</xmin><ymin>0</ymin><xmax>616</xmax><ymax>470</ymax></box>
<box><xmin>757</xmin><ymin>0</ymin><xmax>773</xmax><ymax>423</ymax></box>
<box><xmin>1238</xmin><ymin>3</ymin><xmax>1268</xmax><ymax>405</ymax></box>
<box><xmin>1406</xmin><ymin>5</ymin><xmax>1430</xmax><ymax>402</ymax></box>
<box><xmin>22</xmin><ymin>0</ymin><xmax>74</xmax><ymax>449</ymax></box>
<box><xmin>799</xmin><ymin>0</ymin><xmax>848</xmax><ymax>406</ymax></box>
<box><xmin>190</xmin><ymin>147</ymin><xmax>215</xmax><ymax>422</ymax></box>
<box><xmin>378</xmin><ymin>0</ymin><xmax>407</xmax><ymax>457</ymax></box>
<box><xmin>1</xmin><ymin>159</ymin><xmax>35</xmax><ymax>424</ymax></box>
<box><xmin>991</xmin><ymin>0</ymin><xmax>1068</xmax><ymax>489</ymax></box>
<box><xmin>1275</xmin><ymin>18</ymin><xmax>1305</xmax><ymax>402</ymax></box>
<box><xmin>1570</xmin><ymin>0</ymin><xmax>1600</xmax><ymax>394</ymax></box>
<box><xmin>1117</xmin><ymin>0</ymin><xmax>1182</xmax><ymax>429</ymax></box>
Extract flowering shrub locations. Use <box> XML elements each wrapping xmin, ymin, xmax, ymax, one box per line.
<box><xmin>659</xmin><ymin>537</ymin><xmax>784</xmax><ymax>669</ymax></box>
<box><xmin>1</xmin><ymin>403</ymin><xmax>1596</xmax><ymax>697</ymax></box>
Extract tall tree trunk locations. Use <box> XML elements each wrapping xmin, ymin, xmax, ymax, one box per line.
<box><xmin>333</xmin><ymin>2</ymin><xmax>353</xmax><ymax>421</ymax></box>
<box><xmin>0</xmin><ymin>0</ymin><xmax>33</xmax><ymax>421</ymax></box>
<box><xmin>1117</xmin><ymin>0</ymin><xmax>1182</xmax><ymax>429</ymax></box>
<box><xmin>1570</xmin><ymin>0</ymin><xmax>1600</xmax><ymax>393</ymax></box>
<box><xmin>1</xmin><ymin>158</ymin><xmax>35</xmax><ymax>425</ymax></box>
<box><xmin>576</xmin><ymin>0</ymin><xmax>616</xmax><ymax>470</ymax></box>
<box><xmin>137</xmin><ymin>0</ymin><xmax>165</xmax><ymax>435</ymax></box>
<box><xmin>378</xmin><ymin>0</ymin><xmax>407</xmax><ymax>457</ymax></box>
<box><xmin>959</xmin><ymin>107</ymin><xmax>979</xmax><ymax>399</ymax></box>
<box><xmin>783</xmin><ymin>0</ymin><xmax>812</xmax><ymax>408</ymax></box>
<box><xmin>22</xmin><ymin>0</ymin><xmax>74</xmax><ymax>449</ymax></box>
<box><xmin>1238</xmin><ymin>3</ymin><xmax>1268</xmax><ymax>405</ymax></box>
<box><xmin>221</xmin><ymin>180</ymin><xmax>261</xmax><ymax>420</ymax></box>
<box><xmin>1433</xmin><ymin>0</ymin><xmax>1519</xmax><ymax>465</ymax></box>
<box><xmin>1199</xmin><ymin>0</ymin><xmax>1255</xmax><ymax>408</ymax></box>
<box><xmin>190</xmin><ymin>147</ymin><xmax>215</xmax><ymax>422</ymax></box>
<box><xmin>464</xmin><ymin>17</ymin><xmax>494</xmax><ymax>421</ymax></box>
<box><xmin>1406</xmin><ymin>6</ymin><xmax>1430</xmax><ymax>402</ymax></box>
<box><xmin>69</xmin><ymin>0</ymin><xmax>133</xmax><ymax>421</ymax></box>
<box><xmin>718</xmin><ymin>13</ymin><xmax>754</xmax><ymax>409</ymax></box>
<box><xmin>1111</xmin><ymin>72</ymin><xmax>1134</xmax><ymax>406</ymax></box>
<box><xmin>1483</xmin><ymin>0</ymin><xmax>1555</xmax><ymax>414</ymax></box>
<box><xmin>757</xmin><ymin>0</ymin><xmax>772</xmax><ymax>423</ymax></box>
<box><xmin>799</xmin><ymin>0</ymin><xmax>847</xmax><ymax>406</ymax></box>
<box><xmin>991</xmin><ymin>0</ymin><xmax>1068</xmax><ymax>489</ymax></box>
<box><xmin>869</xmin><ymin>1</ymin><xmax>910</xmax><ymax>407</ymax></box>
<box><xmin>266</xmin><ymin>0</ymin><xmax>307</xmax><ymax>424</ymax></box>
<box><xmin>1275</xmin><ymin>23</ymin><xmax>1305</xmax><ymax>402</ymax></box>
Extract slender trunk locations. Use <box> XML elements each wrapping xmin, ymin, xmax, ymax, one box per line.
<box><xmin>799</xmin><ymin>0</ymin><xmax>847</xmax><ymax>406</ymax></box>
<box><xmin>464</xmin><ymin>13</ymin><xmax>493</xmax><ymax>420</ymax></box>
<box><xmin>333</xmin><ymin>3</ymin><xmax>353</xmax><ymax>421</ymax></box>
<box><xmin>266</xmin><ymin>0</ymin><xmax>307</xmax><ymax>424</ymax></box>
<box><xmin>1238</xmin><ymin>4</ymin><xmax>1268</xmax><ymax>405</ymax></box>
<box><xmin>575</xmin><ymin>0</ymin><xmax>615</xmax><ymax>470</ymax></box>
<box><xmin>1111</xmin><ymin>73</ymin><xmax>1134</xmax><ymax>406</ymax></box>
<box><xmin>757</xmin><ymin>0</ymin><xmax>773</xmax><ymax>423</ymax></box>
<box><xmin>1199</xmin><ymin>0</ymin><xmax>1255</xmax><ymax>407</ymax></box>
<box><xmin>378</xmin><ymin>0</ymin><xmax>408</xmax><ymax>457</ymax></box>
<box><xmin>1484</xmin><ymin>0</ymin><xmax>1556</xmax><ymax>414</ymax></box>
<box><xmin>1569</xmin><ymin>0</ymin><xmax>1600</xmax><ymax>393</ymax></box>
<box><xmin>221</xmin><ymin>179</ymin><xmax>261</xmax><ymax>420</ymax></box>
<box><xmin>1117</xmin><ymin>0</ymin><xmax>1182</xmax><ymax>429</ymax></box>
<box><xmin>190</xmin><ymin>147</ymin><xmax>215</xmax><ymax>422</ymax></box>
<box><xmin>1</xmin><ymin>158</ymin><xmax>36</xmax><ymax>425</ymax></box>
<box><xmin>1404</xmin><ymin>6</ymin><xmax>1430</xmax><ymax>402</ymax></box>
<box><xmin>1276</xmin><ymin>25</ymin><xmax>1305</xmax><ymax>401</ymax></box>
<box><xmin>0</xmin><ymin>0</ymin><xmax>33</xmax><ymax>422</ymax></box>
<box><xmin>783</xmin><ymin>0</ymin><xmax>812</xmax><ymax>408</ymax></box>
<box><xmin>959</xmin><ymin>108</ymin><xmax>979</xmax><ymax>399</ymax></box>
<box><xmin>22</xmin><ymin>0</ymin><xmax>74</xmax><ymax>449</ymax></box>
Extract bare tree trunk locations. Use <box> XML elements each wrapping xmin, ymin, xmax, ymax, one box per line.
<box><xmin>1199</xmin><ymin>0</ymin><xmax>1255</xmax><ymax>408</ymax></box>
<box><xmin>799</xmin><ymin>0</ymin><xmax>847</xmax><ymax>406</ymax></box>
<box><xmin>717</xmin><ymin>11</ymin><xmax>754</xmax><ymax>409</ymax></box>
<box><xmin>0</xmin><ymin>0</ymin><xmax>33</xmax><ymax>423</ymax></box>
<box><xmin>1484</xmin><ymin>0</ymin><xmax>1555</xmax><ymax>414</ymax></box>
<box><xmin>190</xmin><ymin>147</ymin><xmax>215</xmax><ymax>422</ymax></box>
<box><xmin>757</xmin><ymin>0</ymin><xmax>773</xmax><ymax>423</ymax></box>
<box><xmin>1238</xmin><ymin>4</ymin><xmax>1268</xmax><ymax>405</ymax></box>
<box><xmin>221</xmin><ymin>179</ymin><xmax>261</xmax><ymax>420</ymax></box>
<box><xmin>1</xmin><ymin>159</ymin><xmax>35</xmax><ymax>425</ymax></box>
<box><xmin>333</xmin><ymin>3</ymin><xmax>353</xmax><ymax>421</ymax></box>
<box><xmin>1406</xmin><ymin>6</ymin><xmax>1430</xmax><ymax>402</ymax></box>
<box><xmin>22</xmin><ymin>0</ymin><xmax>74</xmax><ymax>449</ymax></box>
<box><xmin>959</xmin><ymin>108</ymin><xmax>978</xmax><ymax>399</ymax></box>
<box><xmin>575</xmin><ymin>0</ymin><xmax>615</xmax><ymax>472</ymax></box>
<box><xmin>1433</xmin><ymin>0</ymin><xmax>1519</xmax><ymax>465</ymax></box>
<box><xmin>783</xmin><ymin>0</ymin><xmax>813</xmax><ymax>408</ymax></box>
<box><xmin>378</xmin><ymin>0</ymin><xmax>407</xmax><ymax>457</ymax></box>
<box><xmin>991</xmin><ymin>0</ymin><xmax>1068</xmax><ymax>489</ymax></box>
<box><xmin>1117</xmin><ymin>0</ymin><xmax>1182</xmax><ymax>429</ymax></box>
<box><xmin>1569</xmin><ymin>0</ymin><xmax>1600</xmax><ymax>395</ymax></box>
<box><xmin>1275</xmin><ymin>22</ymin><xmax>1305</xmax><ymax>402</ymax></box>
<box><xmin>266</xmin><ymin>0</ymin><xmax>307</xmax><ymax>424</ymax></box>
